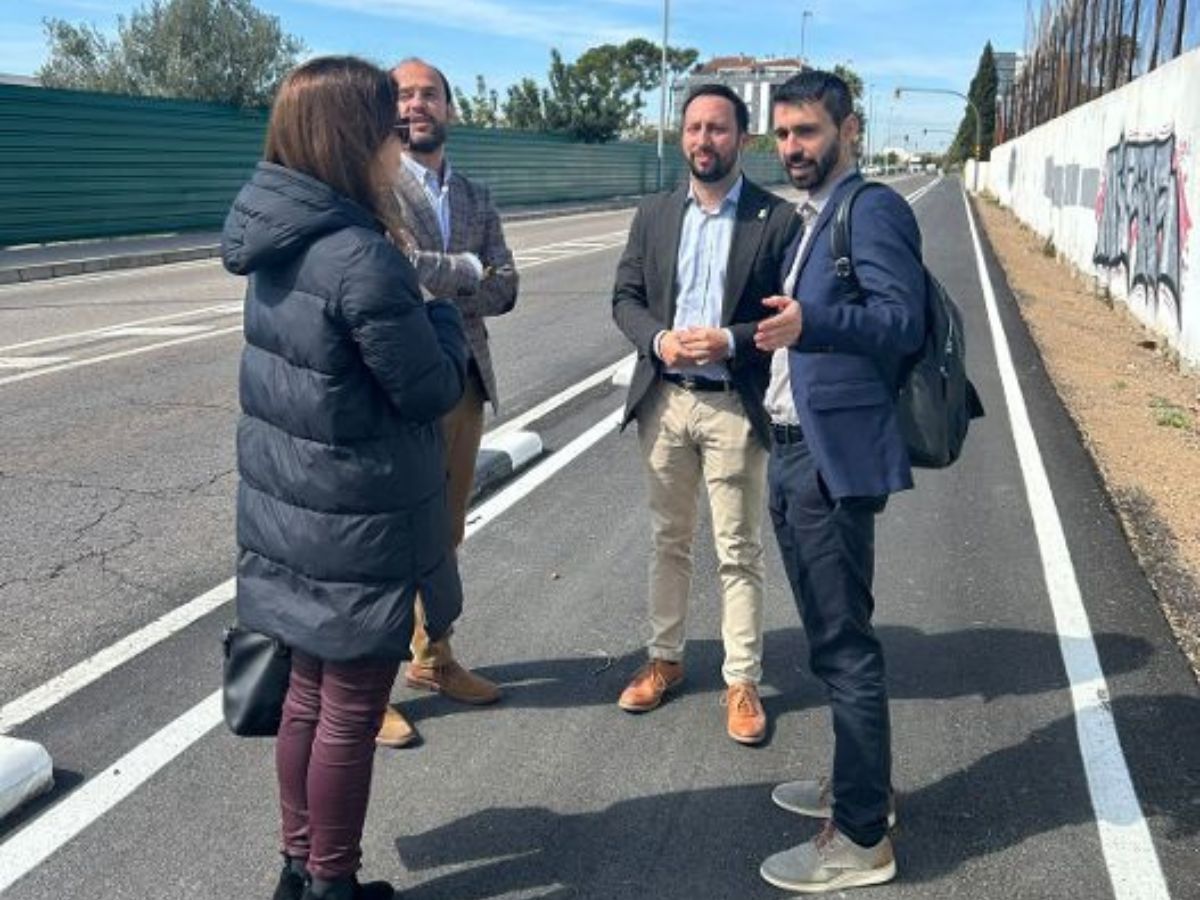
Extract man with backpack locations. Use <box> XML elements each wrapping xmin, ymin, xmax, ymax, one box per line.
<box><xmin>752</xmin><ymin>70</ymin><xmax>927</xmax><ymax>893</ymax></box>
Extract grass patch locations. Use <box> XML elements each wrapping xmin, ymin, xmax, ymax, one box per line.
<box><xmin>1150</xmin><ymin>396</ymin><xmax>1194</xmax><ymax>430</ymax></box>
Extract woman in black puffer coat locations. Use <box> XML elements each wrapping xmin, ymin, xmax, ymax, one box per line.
<box><xmin>221</xmin><ymin>56</ymin><xmax>466</xmax><ymax>900</ymax></box>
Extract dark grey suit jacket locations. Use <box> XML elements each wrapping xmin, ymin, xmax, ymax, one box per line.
<box><xmin>611</xmin><ymin>177</ymin><xmax>801</xmax><ymax>447</ymax></box>
<box><xmin>393</xmin><ymin>160</ymin><xmax>518</xmax><ymax>413</ymax></box>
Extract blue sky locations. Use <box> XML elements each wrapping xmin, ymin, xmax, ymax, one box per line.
<box><xmin>3</xmin><ymin>0</ymin><xmax>1027</xmax><ymax>153</ymax></box>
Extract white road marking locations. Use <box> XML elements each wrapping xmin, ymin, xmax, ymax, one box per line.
<box><xmin>0</xmin><ymin>693</ymin><xmax>223</xmax><ymax>893</ymax></box>
<box><xmin>101</xmin><ymin>325</ymin><xmax>213</xmax><ymax>338</ymax></box>
<box><xmin>962</xmin><ymin>185</ymin><xmax>1170</xmax><ymax>900</ymax></box>
<box><xmin>0</xmin><ymin>581</ymin><xmax>234</xmax><ymax>734</ymax></box>
<box><xmin>0</xmin><ymin>325</ymin><xmax>244</xmax><ymax>388</ymax></box>
<box><xmin>0</xmin><ymin>404</ymin><xmax>625</xmax><ymax>892</ymax></box>
<box><xmin>0</xmin><ymin>303</ymin><xmax>241</xmax><ymax>355</ymax></box>
<box><xmin>487</xmin><ymin>355</ymin><xmax>632</xmax><ymax>443</ymax></box>
<box><xmin>0</xmin><ymin>356</ymin><xmax>72</xmax><ymax>370</ymax></box>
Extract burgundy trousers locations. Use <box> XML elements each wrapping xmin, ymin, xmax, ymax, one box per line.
<box><xmin>275</xmin><ymin>651</ymin><xmax>399</xmax><ymax>880</ymax></box>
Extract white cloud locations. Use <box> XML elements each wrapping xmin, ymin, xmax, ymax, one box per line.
<box><xmin>298</xmin><ymin>0</ymin><xmax>647</xmax><ymax>51</ymax></box>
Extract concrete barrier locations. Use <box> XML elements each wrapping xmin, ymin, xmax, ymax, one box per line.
<box><xmin>0</xmin><ymin>737</ymin><xmax>52</xmax><ymax>821</ymax></box>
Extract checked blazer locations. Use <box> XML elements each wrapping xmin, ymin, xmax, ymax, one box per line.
<box><xmin>393</xmin><ymin>161</ymin><xmax>518</xmax><ymax>412</ymax></box>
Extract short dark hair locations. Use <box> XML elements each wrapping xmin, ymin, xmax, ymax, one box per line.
<box><xmin>680</xmin><ymin>83</ymin><xmax>750</xmax><ymax>134</ymax></box>
<box><xmin>395</xmin><ymin>57</ymin><xmax>454</xmax><ymax>108</ymax></box>
<box><xmin>772</xmin><ymin>70</ymin><xmax>855</xmax><ymax>125</ymax></box>
<box><xmin>264</xmin><ymin>56</ymin><xmax>397</xmax><ymax>218</ymax></box>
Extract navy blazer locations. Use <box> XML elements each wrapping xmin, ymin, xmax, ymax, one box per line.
<box><xmin>782</xmin><ymin>174</ymin><xmax>926</xmax><ymax>499</ymax></box>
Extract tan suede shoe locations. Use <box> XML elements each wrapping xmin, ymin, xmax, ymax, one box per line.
<box><xmin>725</xmin><ymin>682</ymin><xmax>767</xmax><ymax>745</ymax></box>
<box><xmin>617</xmin><ymin>659</ymin><xmax>684</xmax><ymax>712</ymax></box>
<box><xmin>375</xmin><ymin>705</ymin><xmax>418</xmax><ymax>748</ymax></box>
<box><xmin>405</xmin><ymin>660</ymin><xmax>501</xmax><ymax>705</ymax></box>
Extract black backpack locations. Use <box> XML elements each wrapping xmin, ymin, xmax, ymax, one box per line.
<box><xmin>830</xmin><ymin>181</ymin><xmax>984</xmax><ymax>468</ymax></box>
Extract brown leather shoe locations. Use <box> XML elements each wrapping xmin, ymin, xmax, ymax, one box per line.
<box><xmin>405</xmin><ymin>660</ymin><xmax>501</xmax><ymax>705</ymax></box>
<box><xmin>725</xmin><ymin>682</ymin><xmax>766</xmax><ymax>745</ymax></box>
<box><xmin>618</xmin><ymin>659</ymin><xmax>684</xmax><ymax>712</ymax></box>
<box><xmin>375</xmin><ymin>705</ymin><xmax>418</xmax><ymax>748</ymax></box>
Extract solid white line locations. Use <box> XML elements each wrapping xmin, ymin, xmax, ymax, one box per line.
<box><xmin>0</xmin><ymin>406</ymin><xmax>625</xmax><ymax>892</ymax></box>
<box><xmin>961</xmin><ymin>186</ymin><xmax>1169</xmax><ymax>900</ymax></box>
<box><xmin>487</xmin><ymin>354</ymin><xmax>632</xmax><ymax>442</ymax></box>
<box><xmin>0</xmin><ymin>693</ymin><xmax>223</xmax><ymax>893</ymax></box>
<box><xmin>467</xmin><ymin>408</ymin><xmax>622</xmax><ymax>539</ymax></box>
<box><xmin>0</xmin><ymin>581</ymin><xmax>234</xmax><ymax>734</ymax></box>
<box><xmin>0</xmin><ymin>325</ymin><xmax>243</xmax><ymax>388</ymax></box>
<box><xmin>0</xmin><ymin>303</ymin><xmax>241</xmax><ymax>354</ymax></box>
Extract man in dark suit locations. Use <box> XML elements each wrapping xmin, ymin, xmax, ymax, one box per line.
<box><xmin>612</xmin><ymin>84</ymin><xmax>799</xmax><ymax>745</ymax></box>
<box><xmin>375</xmin><ymin>58</ymin><xmax>518</xmax><ymax>749</ymax></box>
<box><xmin>754</xmin><ymin>71</ymin><xmax>926</xmax><ymax>892</ymax></box>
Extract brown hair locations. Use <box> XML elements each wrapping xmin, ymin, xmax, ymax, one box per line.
<box><xmin>264</xmin><ymin>56</ymin><xmax>398</xmax><ymax>219</ymax></box>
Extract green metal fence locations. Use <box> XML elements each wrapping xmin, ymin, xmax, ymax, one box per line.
<box><xmin>0</xmin><ymin>84</ymin><xmax>785</xmax><ymax>247</ymax></box>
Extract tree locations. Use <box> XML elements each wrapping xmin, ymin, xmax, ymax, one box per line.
<box><xmin>38</xmin><ymin>0</ymin><xmax>304</xmax><ymax>108</ymax></box>
<box><xmin>832</xmin><ymin>63</ymin><xmax>867</xmax><ymax>153</ymax></box>
<box><xmin>949</xmin><ymin>42</ymin><xmax>998</xmax><ymax>163</ymax></box>
<box><xmin>455</xmin><ymin>75</ymin><xmax>501</xmax><ymax>128</ymax></box>
<box><xmin>544</xmin><ymin>39</ymin><xmax>698</xmax><ymax>142</ymax></box>
<box><xmin>503</xmin><ymin>78</ymin><xmax>548</xmax><ymax>130</ymax></box>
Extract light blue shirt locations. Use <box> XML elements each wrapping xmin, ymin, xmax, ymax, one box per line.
<box><xmin>665</xmin><ymin>175</ymin><xmax>742</xmax><ymax>381</ymax></box>
<box><xmin>402</xmin><ymin>154</ymin><xmax>452</xmax><ymax>251</ymax></box>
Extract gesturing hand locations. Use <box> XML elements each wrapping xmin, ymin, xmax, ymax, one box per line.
<box><xmin>755</xmin><ymin>296</ymin><xmax>803</xmax><ymax>351</ymax></box>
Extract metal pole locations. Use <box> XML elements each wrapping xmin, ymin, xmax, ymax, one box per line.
<box><xmin>801</xmin><ymin>10</ymin><xmax>812</xmax><ymax>62</ymax></box>
<box><xmin>657</xmin><ymin>0</ymin><xmax>670</xmax><ymax>191</ymax></box>
<box><xmin>895</xmin><ymin>86</ymin><xmax>982</xmax><ymax>191</ymax></box>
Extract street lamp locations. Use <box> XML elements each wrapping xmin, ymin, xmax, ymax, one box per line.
<box><xmin>894</xmin><ymin>86</ymin><xmax>982</xmax><ymax>191</ymax></box>
<box><xmin>656</xmin><ymin>0</ymin><xmax>670</xmax><ymax>191</ymax></box>
<box><xmin>800</xmin><ymin>10</ymin><xmax>813</xmax><ymax>62</ymax></box>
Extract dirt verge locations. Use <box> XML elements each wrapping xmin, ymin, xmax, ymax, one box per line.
<box><xmin>974</xmin><ymin>195</ymin><xmax>1200</xmax><ymax>683</ymax></box>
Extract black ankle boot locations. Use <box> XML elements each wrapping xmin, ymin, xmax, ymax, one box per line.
<box><xmin>301</xmin><ymin>874</ymin><xmax>395</xmax><ymax>900</ymax></box>
<box><xmin>271</xmin><ymin>856</ymin><xmax>309</xmax><ymax>900</ymax></box>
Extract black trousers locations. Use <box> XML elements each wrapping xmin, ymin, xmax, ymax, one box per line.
<box><xmin>767</xmin><ymin>437</ymin><xmax>891</xmax><ymax>847</ymax></box>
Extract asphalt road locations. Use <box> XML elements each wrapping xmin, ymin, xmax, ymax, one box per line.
<box><xmin>0</xmin><ymin>174</ymin><xmax>1197</xmax><ymax>899</ymax></box>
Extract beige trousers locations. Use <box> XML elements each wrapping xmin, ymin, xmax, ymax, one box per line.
<box><xmin>411</xmin><ymin>370</ymin><xmax>485</xmax><ymax>667</ymax></box>
<box><xmin>636</xmin><ymin>382</ymin><xmax>768</xmax><ymax>685</ymax></box>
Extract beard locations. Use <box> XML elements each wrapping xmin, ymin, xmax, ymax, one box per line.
<box><xmin>406</xmin><ymin>119</ymin><xmax>447</xmax><ymax>154</ymax></box>
<box><xmin>784</xmin><ymin>137</ymin><xmax>840</xmax><ymax>191</ymax></box>
<box><xmin>687</xmin><ymin>146</ymin><xmax>738</xmax><ymax>183</ymax></box>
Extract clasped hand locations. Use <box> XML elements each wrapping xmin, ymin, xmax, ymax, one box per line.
<box><xmin>660</xmin><ymin>327</ymin><xmax>730</xmax><ymax>367</ymax></box>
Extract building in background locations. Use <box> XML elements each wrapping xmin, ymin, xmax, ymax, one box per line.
<box><xmin>0</xmin><ymin>74</ymin><xmax>40</xmax><ymax>87</ymax></box>
<box><xmin>671</xmin><ymin>55</ymin><xmax>808</xmax><ymax>135</ymax></box>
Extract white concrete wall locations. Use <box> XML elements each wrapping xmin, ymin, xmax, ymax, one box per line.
<box><xmin>985</xmin><ymin>48</ymin><xmax>1200</xmax><ymax>365</ymax></box>
<box><xmin>964</xmin><ymin>160</ymin><xmax>991</xmax><ymax>193</ymax></box>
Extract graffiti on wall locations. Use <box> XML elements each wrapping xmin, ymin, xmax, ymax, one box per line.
<box><xmin>1094</xmin><ymin>131</ymin><xmax>1193</xmax><ymax>330</ymax></box>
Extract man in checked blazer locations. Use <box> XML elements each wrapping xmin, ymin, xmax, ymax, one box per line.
<box><xmin>612</xmin><ymin>84</ymin><xmax>800</xmax><ymax>746</ymax></box>
<box><xmin>376</xmin><ymin>58</ymin><xmax>518</xmax><ymax>748</ymax></box>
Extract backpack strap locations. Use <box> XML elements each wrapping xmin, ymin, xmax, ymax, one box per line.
<box><xmin>830</xmin><ymin>180</ymin><xmax>891</xmax><ymax>286</ymax></box>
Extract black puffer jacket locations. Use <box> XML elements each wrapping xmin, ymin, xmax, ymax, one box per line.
<box><xmin>222</xmin><ymin>161</ymin><xmax>467</xmax><ymax>662</ymax></box>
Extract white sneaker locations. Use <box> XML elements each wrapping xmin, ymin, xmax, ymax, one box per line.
<box><xmin>771</xmin><ymin>776</ymin><xmax>897</xmax><ymax>827</ymax></box>
<box><xmin>760</xmin><ymin>821</ymin><xmax>896</xmax><ymax>893</ymax></box>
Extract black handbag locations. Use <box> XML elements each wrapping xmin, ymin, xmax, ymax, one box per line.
<box><xmin>222</xmin><ymin>625</ymin><xmax>292</xmax><ymax>737</ymax></box>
